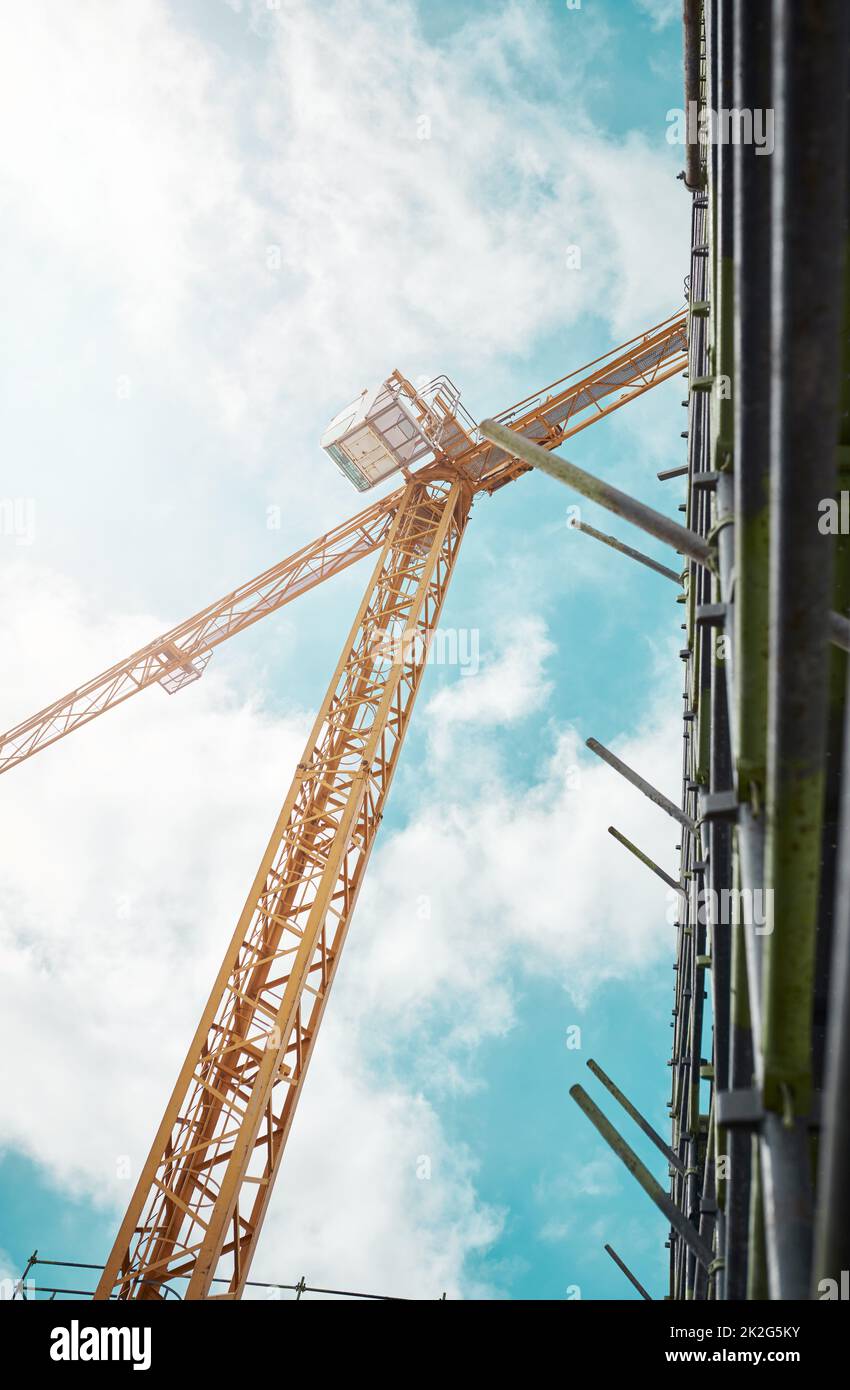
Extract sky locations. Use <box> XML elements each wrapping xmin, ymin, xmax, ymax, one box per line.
<box><xmin>0</xmin><ymin>0</ymin><xmax>692</xmax><ymax>1300</ymax></box>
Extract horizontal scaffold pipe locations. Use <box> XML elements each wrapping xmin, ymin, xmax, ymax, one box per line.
<box><xmin>608</xmin><ymin>825</ymin><xmax>687</xmax><ymax>896</ymax></box>
<box><xmin>570</xmin><ymin>1084</ymin><xmax>715</xmax><ymax>1271</ymax></box>
<box><xmin>604</xmin><ymin>1244</ymin><xmax>653</xmax><ymax>1301</ymax></box>
<box><xmin>587</xmin><ymin>736</ymin><xmax>697</xmax><ymax>834</ymax></box>
<box><xmin>828</xmin><ymin>611</ymin><xmax>850</xmax><ymax>652</ymax></box>
<box><xmin>570</xmin><ymin>519</ymin><xmax>682</xmax><ymax>583</ymax></box>
<box><xmin>479</xmin><ymin>418</ymin><xmax>714</xmax><ymax>569</ymax></box>
<box><xmin>587</xmin><ymin>1058</ymin><xmax>686</xmax><ymax>1174</ymax></box>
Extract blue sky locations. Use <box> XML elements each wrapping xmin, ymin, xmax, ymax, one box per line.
<box><xmin>0</xmin><ymin>0</ymin><xmax>691</xmax><ymax>1300</ymax></box>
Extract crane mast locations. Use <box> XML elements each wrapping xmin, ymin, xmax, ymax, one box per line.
<box><xmin>96</xmin><ymin>474</ymin><xmax>472</xmax><ymax>1299</ymax></box>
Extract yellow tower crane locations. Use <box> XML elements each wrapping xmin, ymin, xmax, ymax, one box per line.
<box><xmin>0</xmin><ymin>311</ymin><xmax>687</xmax><ymax>1298</ymax></box>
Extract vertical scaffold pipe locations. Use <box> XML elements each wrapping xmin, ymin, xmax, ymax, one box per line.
<box><xmin>761</xmin><ymin>0</ymin><xmax>849</xmax><ymax>1302</ymax></box>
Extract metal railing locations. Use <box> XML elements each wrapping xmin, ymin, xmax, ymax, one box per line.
<box><xmin>6</xmin><ymin>1253</ymin><xmax>421</xmax><ymax>1302</ymax></box>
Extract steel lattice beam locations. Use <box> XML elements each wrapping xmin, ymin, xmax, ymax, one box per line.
<box><xmin>95</xmin><ymin>474</ymin><xmax>472</xmax><ymax>1300</ymax></box>
<box><xmin>0</xmin><ymin>492</ymin><xmax>400</xmax><ymax>774</ymax></box>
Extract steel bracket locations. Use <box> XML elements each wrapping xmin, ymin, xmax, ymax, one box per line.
<box><xmin>716</xmin><ymin>1089</ymin><xmax>823</xmax><ymax>1130</ymax></box>
<box><xmin>696</xmin><ymin>601</ymin><xmax>727</xmax><ymax>627</ymax></box>
<box><xmin>699</xmin><ymin>790</ymin><xmax>738</xmax><ymax>822</ymax></box>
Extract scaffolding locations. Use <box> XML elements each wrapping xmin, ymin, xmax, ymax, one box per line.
<box><xmin>483</xmin><ymin>0</ymin><xmax>850</xmax><ymax>1302</ymax></box>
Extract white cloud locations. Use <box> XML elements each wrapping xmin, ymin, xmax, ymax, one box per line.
<box><xmin>425</xmin><ymin>614</ymin><xmax>554</xmax><ymax>758</ymax></box>
<box><xmin>0</xmin><ymin>2</ymin><xmax>258</xmax><ymax>352</ymax></box>
<box><xmin>0</xmin><ymin>565</ymin><xmax>306</xmax><ymax>1184</ymax></box>
<box><xmin>247</xmin><ymin>1016</ymin><xmax>504</xmax><ymax>1299</ymax></box>
<box><xmin>535</xmin><ymin>1155</ymin><xmax>621</xmax><ymax>1242</ymax></box>
<box><xmin>342</xmin><ymin>619</ymin><xmax>681</xmax><ymax>1071</ymax></box>
<box><xmin>0</xmin><ymin>0</ymin><xmax>687</xmax><ymax>462</ymax></box>
<box><xmin>635</xmin><ymin>0</ymin><xmax>681</xmax><ymax>29</ymax></box>
<box><xmin>234</xmin><ymin>0</ymin><xmax>688</xmax><ymax>423</ymax></box>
